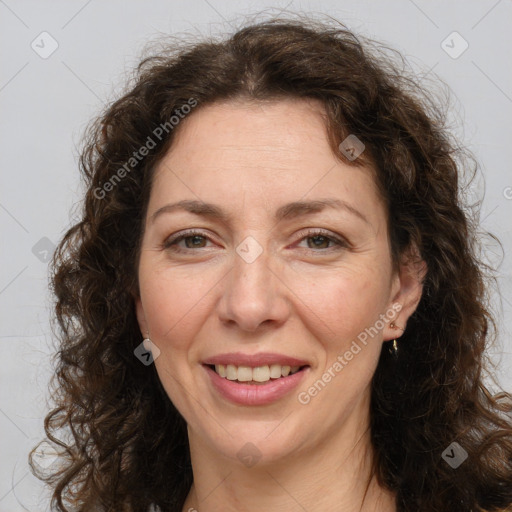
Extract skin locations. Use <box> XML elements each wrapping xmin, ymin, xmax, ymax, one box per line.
<box><xmin>135</xmin><ymin>98</ymin><xmax>425</xmax><ymax>512</ymax></box>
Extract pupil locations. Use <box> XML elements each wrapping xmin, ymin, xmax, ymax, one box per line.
<box><xmin>186</xmin><ymin>236</ymin><xmax>205</xmax><ymax>248</ymax></box>
<box><xmin>309</xmin><ymin>236</ymin><xmax>328</xmax><ymax>249</ymax></box>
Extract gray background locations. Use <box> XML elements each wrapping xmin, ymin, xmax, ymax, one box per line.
<box><xmin>1</xmin><ymin>0</ymin><xmax>511</xmax><ymax>509</ymax></box>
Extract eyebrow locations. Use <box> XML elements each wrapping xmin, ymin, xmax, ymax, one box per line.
<box><xmin>150</xmin><ymin>198</ymin><xmax>370</xmax><ymax>226</ymax></box>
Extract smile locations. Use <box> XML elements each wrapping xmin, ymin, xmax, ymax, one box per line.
<box><xmin>203</xmin><ymin>363</ymin><xmax>310</xmax><ymax>406</ymax></box>
<box><xmin>210</xmin><ymin>363</ymin><xmax>303</xmax><ymax>384</ymax></box>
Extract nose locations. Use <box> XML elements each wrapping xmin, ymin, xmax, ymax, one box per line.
<box><xmin>216</xmin><ymin>241</ymin><xmax>291</xmax><ymax>333</ymax></box>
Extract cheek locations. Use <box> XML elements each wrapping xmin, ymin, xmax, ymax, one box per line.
<box><xmin>294</xmin><ymin>270</ymin><xmax>389</xmax><ymax>414</ymax></box>
<box><xmin>138</xmin><ymin>263</ymin><xmax>217</xmax><ymax>351</ymax></box>
<box><xmin>288</xmin><ymin>264</ymin><xmax>390</xmax><ymax>339</ymax></box>
<box><xmin>138</xmin><ymin>264</ymin><xmax>215</xmax><ymax>410</ymax></box>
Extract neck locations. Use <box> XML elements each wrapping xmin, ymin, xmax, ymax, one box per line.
<box><xmin>181</xmin><ymin>395</ymin><xmax>396</xmax><ymax>512</ymax></box>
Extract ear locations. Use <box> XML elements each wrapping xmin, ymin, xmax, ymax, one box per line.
<box><xmin>383</xmin><ymin>243</ymin><xmax>427</xmax><ymax>342</ymax></box>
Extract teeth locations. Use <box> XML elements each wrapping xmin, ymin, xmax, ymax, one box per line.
<box><xmin>237</xmin><ymin>366</ymin><xmax>252</xmax><ymax>382</ymax></box>
<box><xmin>226</xmin><ymin>364</ymin><xmax>237</xmax><ymax>380</ymax></box>
<box><xmin>214</xmin><ymin>364</ymin><xmax>302</xmax><ymax>382</ymax></box>
<box><xmin>269</xmin><ymin>364</ymin><xmax>282</xmax><ymax>378</ymax></box>
<box><xmin>253</xmin><ymin>365</ymin><xmax>270</xmax><ymax>382</ymax></box>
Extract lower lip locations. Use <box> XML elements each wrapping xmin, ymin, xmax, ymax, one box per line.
<box><xmin>203</xmin><ymin>365</ymin><xmax>309</xmax><ymax>406</ymax></box>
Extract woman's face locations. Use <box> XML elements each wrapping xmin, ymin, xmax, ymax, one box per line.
<box><xmin>136</xmin><ymin>98</ymin><xmax>420</xmax><ymax>466</ymax></box>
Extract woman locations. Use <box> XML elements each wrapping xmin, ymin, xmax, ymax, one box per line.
<box><xmin>32</xmin><ymin>16</ymin><xmax>512</xmax><ymax>512</ymax></box>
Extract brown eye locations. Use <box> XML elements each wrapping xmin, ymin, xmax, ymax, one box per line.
<box><xmin>182</xmin><ymin>235</ymin><xmax>207</xmax><ymax>248</ymax></box>
<box><xmin>163</xmin><ymin>231</ymin><xmax>214</xmax><ymax>252</ymax></box>
<box><xmin>296</xmin><ymin>229</ymin><xmax>348</xmax><ymax>253</ymax></box>
<box><xmin>306</xmin><ymin>235</ymin><xmax>332</xmax><ymax>249</ymax></box>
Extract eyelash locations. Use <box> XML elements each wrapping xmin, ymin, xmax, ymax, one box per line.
<box><xmin>163</xmin><ymin>228</ymin><xmax>348</xmax><ymax>254</ymax></box>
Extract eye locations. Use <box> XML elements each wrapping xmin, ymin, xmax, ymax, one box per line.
<box><xmin>295</xmin><ymin>228</ymin><xmax>348</xmax><ymax>252</ymax></box>
<box><xmin>163</xmin><ymin>230</ymin><xmax>214</xmax><ymax>252</ymax></box>
<box><xmin>163</xmin><ymin>228</ymin><xmax>349</xmax><ymax>254</ymax></box>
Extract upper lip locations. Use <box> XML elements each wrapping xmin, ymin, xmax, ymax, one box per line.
<box><xmin>203</xmin><ymin>352</ymin><xmax>310</xmax><ymax>368</ymax></box>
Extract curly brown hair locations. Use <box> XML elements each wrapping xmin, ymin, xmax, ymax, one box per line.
<box><xmin>31</xmin><ymin>16</ymin><xmax>512</xmax><ymax>512</ymax></box>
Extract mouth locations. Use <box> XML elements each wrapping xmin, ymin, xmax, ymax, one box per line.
<box><xmin>202</xmin><ymin>352</ymin><xmax>311</xmax><ymax>405</ymax></box>
<box><xmin>204</xmin><ymin>363</ymin><xmax>309</xmax><ymax>385</ymax></box>
<box><xmin>202</xmin><ymin>360</ymin><xmax>310</xmax><ymax>406</ymax></box>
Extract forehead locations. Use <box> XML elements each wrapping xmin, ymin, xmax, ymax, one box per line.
<box><xmin>150</xmin><ymin>98</ymin><xmax>384</xmax><ymax>227</ymax></box>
